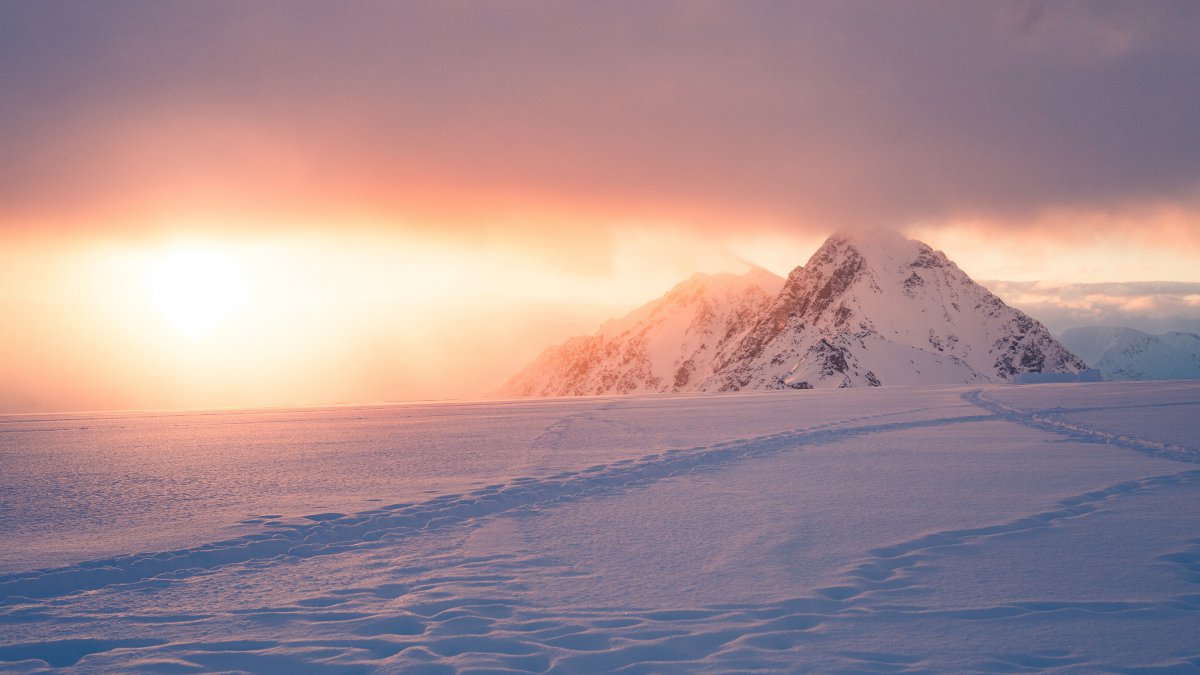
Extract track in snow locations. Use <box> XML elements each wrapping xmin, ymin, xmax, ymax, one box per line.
<box><xmin>0</xmin><ymin>409</ymin><xmax>991</xmax><ymax>604</ymax></box>
<box><xmin>3</xmin><ymin>385</ymin><xmax>1200</xmax><ymax>672</ymax></box>
<box><xmin>962</xmin><ymin>389</ymin><xmax>1200</xmax><ymax>463</ymax></box>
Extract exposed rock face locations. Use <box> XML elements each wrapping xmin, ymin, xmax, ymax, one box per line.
<box><xmin>500</xmin><ymin>230</ymin><xmax>1090</xmax><ymax>396</ymax></box>
<box><xmin>703</xmin><ymin>229</ymin><xmax>1088</xmax><ymax>390</ymax></box>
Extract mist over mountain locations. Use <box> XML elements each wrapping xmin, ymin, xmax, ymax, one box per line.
<box><xmin>501</xmin><ymin>230</ymin><xmax>1089</xmax><ymax>397</ymax></box>
<box><xmin>501</xmin><ymin>267</ymin><xmax>784</xmax><ymax>397</ymax></box>
<box><xmin>1061</xmin><ymin>326</ymin><xmax>1200</xmax><ymax>382</ymax></box>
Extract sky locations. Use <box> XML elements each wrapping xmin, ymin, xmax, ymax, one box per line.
<box><xmin>2</xmin><ymin>0</ymin><xmax>1199</xmax><ymax>413</ymax></box>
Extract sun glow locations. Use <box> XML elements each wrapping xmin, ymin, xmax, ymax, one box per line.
<box><xmin>144</xmin><ymin>246</ymin><xmax>245</xmax><ymax>340</ymax></box>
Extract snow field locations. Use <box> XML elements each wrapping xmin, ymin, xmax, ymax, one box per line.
<box><xmin>1</xmin><ymin>383</ymin><xmax>1198</xmax><ymax>671</ymax></box>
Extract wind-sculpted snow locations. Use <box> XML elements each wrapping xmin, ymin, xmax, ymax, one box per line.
<box><xmin>2</xmin><ymin>383</ymin><xmax>1199</xmax><ymax>672</ymax></box>
<box><xmin>0</xmin><ymin>410</ymin><xmax>991</xmax><ymax>604</ymax></box>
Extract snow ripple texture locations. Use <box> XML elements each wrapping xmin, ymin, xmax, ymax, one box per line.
<box><xmin>2</xmin><ymin>383</ymin><xmax>1199</xmax><ymax>672</ymax></box>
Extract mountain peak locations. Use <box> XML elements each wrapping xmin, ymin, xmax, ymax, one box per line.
<box><xmin>501</xmin><ymin>231</ymin><xmax>1089</xmax><ymax>397</ymax></box>
<box><xmin>810</xmin><ymin>228</ymin><xmax>950</xmax><ymax>273</ymax></box>
<box><xmin>501</xmin><ymin>267</ymin><xmax>784</xmax><ymax>397</ymax></box>
<box><xmin>1060</xmin><ymin>326</ymin><xmax>1200</xmax><ymax>381</ymax></box>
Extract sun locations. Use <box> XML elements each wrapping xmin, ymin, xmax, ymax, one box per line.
<box><xmin>144</xmin><ymin>246</ymin><xmax>245</xmax><ymax>340</ymax></box>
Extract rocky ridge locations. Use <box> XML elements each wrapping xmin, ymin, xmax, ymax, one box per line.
<box><xmin>500</xmin><ymin>230</ymin><xmax>1090</xmax><ymax>396</ymax></box>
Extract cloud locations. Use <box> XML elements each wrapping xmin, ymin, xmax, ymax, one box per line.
<box><xmin>3</xmin><ymin>2</ymin><xmax>1200</xmax><ymax>412</ymax></box>
<box><xmin>0</xmin><ymin>1</ymin><xmax>1198</xmax><ymax>241</ymax></box>
<box><xmin>987</xmin><ymin>280</ymin><xmax>1200</xmax><ymax>335</ymax></box>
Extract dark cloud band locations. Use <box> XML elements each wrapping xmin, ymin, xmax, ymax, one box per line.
<box><xmin>1</xmin><ymin>1</ymin><xmax>1198</xmax><ymax>234</ymax></box>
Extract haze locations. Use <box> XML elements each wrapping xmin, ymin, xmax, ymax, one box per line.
<box><xmin>2</xmin><ymin>1</ymin><xmax>1199</xmax><ymax>413</ymax></box>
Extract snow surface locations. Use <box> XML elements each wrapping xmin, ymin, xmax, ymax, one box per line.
<box><xmin>2</xmin><ymin>382</ymin><xmax>1200</xmax><ymax>672</ymax></box>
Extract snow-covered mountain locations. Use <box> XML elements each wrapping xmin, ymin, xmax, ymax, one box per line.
<box><xmin>501</xmin><ymin>230</ymin><xmax>1089</xmax><ymax>396</ymax></box>
<box><xmin>1060</xmin><ymin>326</ymin><xmax>1200</xmax><ymax>381</ymax></box>
<box><xmin>706</xmin><ymin>229</ymin><xmax>1089</xmax><ymax>389</ymax></box>
<box><xmin>501</xmin><ymin>267</ymin><xmax>784</xmax><ymax>397</ymax></box>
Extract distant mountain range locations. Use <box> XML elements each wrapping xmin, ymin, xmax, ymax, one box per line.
<box><xmin>501</xmin><ymin>230</ymin><xmax>1090</xmax><ymax>397</ymax></box>
<box><xmin>1060</xmin><ymin>326</ymin><xmax>1200</xmax><ymax>381</ymax></box>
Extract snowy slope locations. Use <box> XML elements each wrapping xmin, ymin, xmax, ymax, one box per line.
<box><xmin>500</xmin><ymin>267</ymin><xmax>783</xmax><ymax>397</ymax></box>
<box><xmin>504</xmin><ymin>230</ymin><xmax>1088</xmax><ymax>396</ymax></box>
<box><xmin>1061</xmin><ymin>326</ymin><xmax>1200</xmax><ymax>381</ymax></box>
<box><xmin>707</xmin><ymin>229</ymin><xmax>1088</xmax><ymax>389</ymax></box>
<box><xmin>2</xmin><ymin>383</ymin><xmax>1199</xmax><ymax>672</ymax></box>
